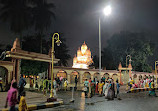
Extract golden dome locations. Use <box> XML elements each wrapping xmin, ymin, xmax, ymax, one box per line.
<box><xmin>85</xmin><ymin>49</ymin><xmax>91</xmax><ymax>56</ymax></box>
<box><xmin>81</xmin><ymin>41</ymin><xmax>87</xmax><ymax>54</ymax></box>
<box><xmin>73</xmin><ymin>56</ymin><xmax>77</xmax><ymax>63</ymax></box>
<box><xmin>72</xmin><ymin>41</ymin><xmax>93</xmax><ymax>69</ymax></box>
<box><xmin>77</xmin><ymin>49</ymin><xmax>82</xmax><ymax>56</ymax></box>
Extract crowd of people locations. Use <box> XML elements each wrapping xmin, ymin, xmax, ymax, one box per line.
<box><xmin>83</xmin><ymin>77</ymin><xmax>121</xmax><ymax>101</ymax></box>
<box><xmin>4</xmin><ymin>74</ymin><xmax>158</xmax><ymax>110</ymax></box>
<box><xmin>40</xmin><ymin>76</ymin><xmax>71</xmax><ymax>96</ymax></box>
<box><xmin>127</xmin><ymin>75</ymin><xmax>155</xmax><ymax>89</ymax></box>
<box><xmin>127</xmin><ymin>75</ymin><xmax>157</xmax><ymax>96</ymax></box>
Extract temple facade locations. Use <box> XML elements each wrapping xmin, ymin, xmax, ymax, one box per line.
<box><xmin>72</xmin><ymin>42</ymin><xmax>93</xmax><ymax>69</ymax></box>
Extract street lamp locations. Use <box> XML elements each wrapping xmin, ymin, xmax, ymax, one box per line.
<box><xmin>126</xmin><ymin>55</ymin><xmax>132</xmax><ymax>77</ymax></box>
<box><xmin>99</xmin><ymin>5</ymin><xmax>112</xmax><ymax>77</ymax></box>
<box><xmin>50</xmin><ymin>33</ymin><xmax>61</xmax><ymax>99</ymax></box>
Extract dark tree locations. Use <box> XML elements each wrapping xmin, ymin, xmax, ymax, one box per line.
<box><xmin>102</xmin><ymin>31</ymin><xmax>154</xmax><ymax>72</ymax></box>
<box><xmin>48</xmin><ymin>33</ymin><xmax>71</xmax><ymax>66</ymax></box>
<box><xmin>92</xmin><ymin>55</ymin><xmax>99</xmax><ymax>69</ymax></box>
<box><xmin>0</xmin><ymin>0</ymin><xmax>32</xmax><ymax>43</ymax></box>
<box><xmin>31</xmin><ymin>0</ymin><xmax>55</xmax><ymax>53</ymax></box>
<box><xmin>21</xmin><ymin>35</ymin><xmax>48</xmax><ymax>76</ymax></box>
<box><xmin>102</xmin><ymin>48</ymin><xmax>115</xmax><ymax>70</ymax></box>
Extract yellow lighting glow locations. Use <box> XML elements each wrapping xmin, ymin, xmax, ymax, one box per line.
<box><xmin>72</xmin><ymin>42</ymin><xmax>93</xmax><ymax>69</ymax></box>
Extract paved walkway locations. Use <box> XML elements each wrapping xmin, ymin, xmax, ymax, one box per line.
<box><xmin>0</xmin><ymin>91</ymin><xmax>62</xmax><ymax>109</ymax></box>
<box><xmin>0</xmin><ymin>85</ymin><xmax>126</xmax><ymax>110</ymax></box>
<box><xmin>37</xmin><ymin>90</ymin><xmax>158</xmax><ymax>111</ymax></box>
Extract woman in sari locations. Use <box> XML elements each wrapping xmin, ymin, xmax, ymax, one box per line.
<box><xmin>104</xmin><ymin>81</ymin><xmax>109</xmax><ymax>98</ymax></box>
<box><xmin>107</xmin><ymin>80</ymin><xmax>114</xmax><ymax>100</ymax></box>
<box><xmin>98</xmin><ymin>81</ymin><xmax>104</xmax><ymax>96</ymax></box>
<box><xmin>95</xmin><ymin>81</ymin><xmax>99</xmax><ymax>94</ymax></box>
<box><xmin>149</xmin><ymin>80</ymin><xmax>157</xmax><ymax>96</ymax></box>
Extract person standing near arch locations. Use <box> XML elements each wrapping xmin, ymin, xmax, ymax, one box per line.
<box><xmin>18</xmin><ymin>74</ymin><xmax>26</xmax><ymax>101</ymax></box>
<box><xmin>75</xmin><ymin>75</ymin><xmax>78</xmax><ymax>88</ymax></box>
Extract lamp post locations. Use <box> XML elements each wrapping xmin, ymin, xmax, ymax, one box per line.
<box><xmin>126</xmin><ymin>55</ymin><xmax>132</xmax><ymax>78</ymax></box>
<box><xmin>99</xmin><ymin>5</ymin><xmax>111</xmax><ymax>77</ymax></box>
<box><xmin>50</xmin><ymin>33</ymin><xmax>61</xmax><ymax>99</ymax></box>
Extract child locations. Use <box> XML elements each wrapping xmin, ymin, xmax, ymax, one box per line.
<box><xmin>19</xmin><ymin>91</ymin><xmax>28</xmax><ymax>111</ymax></box>
<box><xmin>64</xmin><ymin>79</ymin><xmax>69</xmax><ymax>91</ymax></box>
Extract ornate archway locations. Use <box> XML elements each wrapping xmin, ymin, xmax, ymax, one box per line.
<box><xmin>83</xmin><ymin>72</ymin><xmax>91</xmax><ymax>82</ymax></box>
<box><xmin>70</xmin><ymin>70</ymin><xmax>79</xmax><ymax>84</ymax></box>
<box><xmin>104</xmin><ymin>73</ymin><xmax>110</xmax><ymax>80</ymax></box>
<box><xmin>94</xmin><ymin>72</ymin><xmax>99</xmax><ymax>81</ymax></box>
<box><xmin>0</xmin><ymin>66</ymin><xmax>8</xmax><ymax>86</ymax></box>
<box><xmin>5</xmin><ymin>38</ymin><xmax>59</xmax><ymax>82</ymax></box>
<box><xmin>112</xmin><ymin>74</ymin><xmax>118</xmax><ymax>82</ymax></box>
<box><xmin>56</xmin><ymin>70</ymin><xmax>67</xmax><ymax>79</ymax></box>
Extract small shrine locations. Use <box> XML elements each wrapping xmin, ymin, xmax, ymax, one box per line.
<box><xmin>72</xmin><ymin>42</ymin><xmax>93</xmax><ymax>69</ymax></box>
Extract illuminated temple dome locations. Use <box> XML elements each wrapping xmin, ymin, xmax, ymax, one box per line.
<box><xmin>72</xmin><ymin>42</ymin><xmax>93</xmax><ymax>69</ymax></box>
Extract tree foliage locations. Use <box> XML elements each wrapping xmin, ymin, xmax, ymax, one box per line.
<box><xmin>0</xmin><ymin>0</ymin><xmax>55</xmax><ymax>53</ymax></box>
<box><xmin>102</xmin><ymin>31</ymin><xmax>154</xmax><ymax>72</ymax></box>
<box><xmin>91</xmin><ymin>55</ymin><xmax>99</xmax><ymax>69</ymax></box>
<box><xmin>21</xmin><ymin>34</ymin><xmax>71</xmax><ymax>75</ymax></box>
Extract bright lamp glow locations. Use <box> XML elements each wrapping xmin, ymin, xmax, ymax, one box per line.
<box><xmin>103</xmin><ymin>5</ymin><xmax>112</xmax><ymax>16</ymax></box>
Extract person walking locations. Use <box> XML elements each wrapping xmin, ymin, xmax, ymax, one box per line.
<box><xmin>149</xmin><ymin>80</ymin><xmax>157</xmax><ymax>97</ymax></box>
<box><xmin>90</xmin><ymin>81</ymin><xmax>95</xmax><ymax>97</ymax></box>
<box><xmin>53</xmin><ymin>78</ymin><xmax>57</xmax><ymax>97</ymax></box>
<box><xmin>98</xmin><ymin>81</ymin><xmax>104</xmax><ymax>96</ymax></box>
<box><xmin>84</xmin><ymin>79</ymin><xmax>89</xmax><ymax>97</ymax></box>
<box><xmin>107</xmin><ymin>80</ymin><xmax>114</xmax><ymax>100</ymax></box>
<box><xmin>75</xmin><ymin>75</ymin><xmax>78</xmax><ymax>88</ymax></box>
<box><xmin>43</xmin><ymin>77</ymin><xmax>49</xmax><ymax>96</ymax></box>
<box><xmin>18</xmin><ymin>74</ymin><xmax>26</xmax><ymax>101</ymax></box>
<box><xmin>19</xmin><ymin>91</ymin><xmax>28</xmax><ymax>111</ymax></box>
<box><xmin>111</xmin><ymin>79</ymin><xmax>115</xmax><ymax>98</ymax></box>
<box><xmin>116</xmin><ymin>80</ymin><xmax>121</xmax><ymax>100</ymax></box>
<box><xmin>103</xmin><ymin>81</ymin><xmax>109</xmax><ymax>97</ymax></box>
<box><xmin>5</xmin><ymin>82</ymin><xmax>18</xmax><ymax>111</ymax></box>
<box><xmin>64</xmin><ymin>79</ymin><xmax>69</xmax><ymax>91</ymax></box>
<box><xmin>95</xmin><ymin>81</ymin><xmax>99</xmax><ymax>95</ymax></box>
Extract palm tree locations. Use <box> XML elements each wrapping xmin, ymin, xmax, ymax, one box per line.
<box><xmin>0</xmin><ymin>0</ymin><xmax>32</xmax><ymax>45</ymax></box>
<box><xmin>31</xmin><ymin>0</ymin><xmax>55</xmax><ymax>53</ymax></box>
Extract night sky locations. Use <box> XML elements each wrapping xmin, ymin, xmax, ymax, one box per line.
<box><xmin>0</xmin><ymin>0</ymin><xmax>158</xmax><ymax>66</ymax></box>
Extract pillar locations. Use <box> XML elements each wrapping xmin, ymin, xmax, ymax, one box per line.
<box><xmin>16</xmin><ymin>59</ymin><xmax>20</xmax><ymax>82</ymax></box>
<box><xmin>67</xmin><ymin>74</ymin><xmax>70</xmax><ymax>83</ymax></box>
<box><xmin>7</xmin><ymin>70</ymin><xmax>12</xmax><ymax>84</ymax></box>
<box><xmin>80</xmin><ymin>73</ymin><xmax>83</xmax><ymax>84</ymax></box>
<box><xmin>91</xmin><ymin>74</ymin><xmax>93</xmax><ymax>81</ymax></box>
<box><xmin>12</xmin><ymin>58</ymin><xmax>16</xmax><ymax>80</ymax></box>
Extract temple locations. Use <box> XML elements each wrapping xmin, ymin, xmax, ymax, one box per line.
<box><xmin>72</xmin><ymin>42</ymin><xmax>93</xmax><ymax>69</ymax></box>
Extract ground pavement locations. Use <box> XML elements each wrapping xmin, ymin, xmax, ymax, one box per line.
<box><xmin>36</xmin><ymin>90</ymin><xmax>158</xmax><ymax>111</ymax></box>
<box><xmin>0</xmin><ymin>91</ymin><xmax>62</xmax><ymax>109</ymax></box>
<box><xmin>1</xmin><ymin>85</ymin><xmax>158</xmax><ymax>111</ymax></box>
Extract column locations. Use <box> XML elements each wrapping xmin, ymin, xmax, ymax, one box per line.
<box><xmin>16</xmin><ymin>59</ymin><xmax>20</xmax><ymax>82</ymax></box>
<box><xmin>67</xmin><ymin>74</ymin><xmax>70</xmax><ymax>83</ymax></box>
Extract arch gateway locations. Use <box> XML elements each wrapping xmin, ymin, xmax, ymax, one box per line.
<box><xmin>0</xmin><ymin>38</ymin><xmax>59</xmax><ymax>86</ymax></box>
